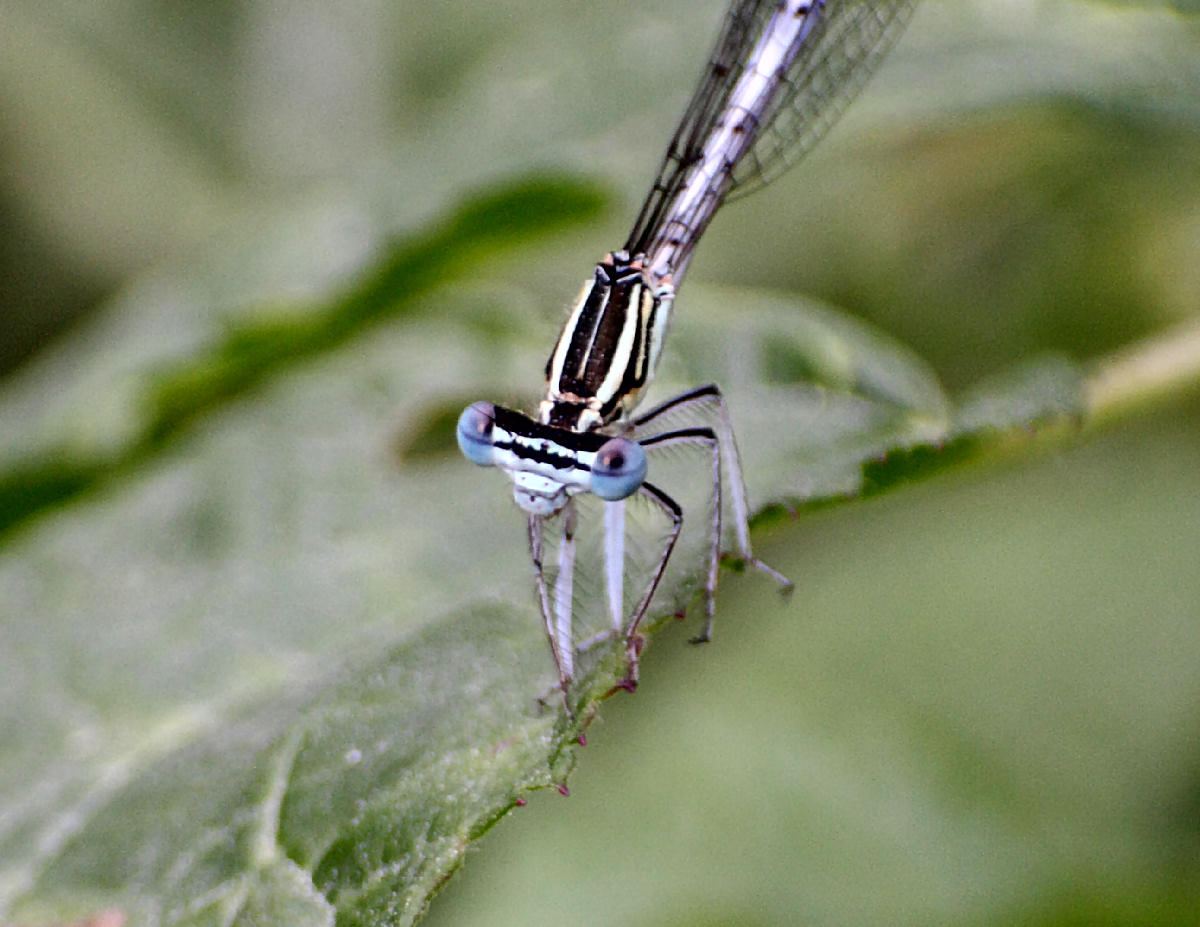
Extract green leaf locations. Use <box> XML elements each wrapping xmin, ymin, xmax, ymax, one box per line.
<box><xmin>2</xmin><ymin>0</ymin><xmax>1198</xmax><ymax>925</ymax></box>
<box><xmin>14</xmin><ymin>605</ymin><xmax>571</xmax><ymax>927</ymax></box>
<box><xmin>0</xmin><ymin>203</ymin><xmax>1096</xmax><ymax>922</ymax></box>
<box><xmin>0</xmin><ymin>174</ymin><xmax>608</xmax><ymax>540</ymax></box>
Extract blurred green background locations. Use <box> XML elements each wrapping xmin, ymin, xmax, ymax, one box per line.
<box><xmin>2</xmin><ymin>0</ymin><xmax>1199</xmax><ymax>924</ymax></box>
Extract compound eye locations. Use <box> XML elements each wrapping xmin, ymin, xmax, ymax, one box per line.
<box><xmin>456</xmin><ymin>402</ymin><xmax>497</xmax><ymax>467</ymax></box>
<box><xmin>590</xmin><ymin>437</ymin><xmax>647</xmax><ymax>501</ymax></box>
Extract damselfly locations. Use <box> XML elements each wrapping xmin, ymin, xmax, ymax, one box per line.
<box><xmin>457</xmin><ymin>0</ymin><xmax>916</xmax><ymax>707</ymax></box>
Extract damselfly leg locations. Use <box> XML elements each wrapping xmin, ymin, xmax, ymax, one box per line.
<box><xmin>529</xmin><ymin>505</ymin><xmax>575</xmax><ymax>704</ymax></box>
<box><xmin>633</xmin><ymin>384</ymin><xmax>794</xmax><ymax>607</ymax></box>
<box><xmin>530</xmin><ymin>382</ymin><xmax>792</xmax><ymax>706</ymax></box>
<box><xmin>531</xmin><ymin>478</ymin><xmax>683</xmax><ymax>711</ymax></box>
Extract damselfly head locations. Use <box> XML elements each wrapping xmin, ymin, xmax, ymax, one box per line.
<box><xmin>456</xmin><ymin>400</ymin><xmax>579</xmax><ymax>516</ymax></box>
<box><xmin>589</xmin><ymin>437</ymin><xmax>647</xmax><ymax>501</ymax></box>
<box><xmin>456</xmin><ymin>401</ymin><xmax>497</xmax><ymax>466</ymax></box>
<box><xmin>456</xmin><ymin>400</ymin><xmax>647</xmax><ymax>516</ymax></box>
<box><xmin>510</xmin><ymin>471</ymin><xmax>571</xmax><ymax>516</ymax></box>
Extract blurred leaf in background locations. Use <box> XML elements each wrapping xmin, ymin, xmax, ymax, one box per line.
<box><xmin>1</xmin><ymin>0</ymin><xmax>1198</xmax><ymax>925</ymax></box>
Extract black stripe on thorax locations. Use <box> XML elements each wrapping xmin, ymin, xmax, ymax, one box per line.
<box><xmin>553</xmin><ymin>255</ymin><xmax>646</xmax><ymax>402</ymax></box>
<box><xmin>492</xmin><ymin>405</ymin><xmax>609</xmax><ymax>456</ymax></box>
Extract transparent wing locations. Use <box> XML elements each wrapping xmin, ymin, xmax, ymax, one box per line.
<box><xmin>728</xmin><ymin>0</ymin><xmax>918</xmax><ymax>199</ymax></box>
<box><xmin>625</xmin><ymin>0</ymin><xmax>917</xmax><ymax>255</ymax></box>
<box><xmin>535</xmin><ymin>490</ymin><xmax>704</xmax><ymax>653</ymax></box>
<box><xmin>624</xmin><ymin>0</ymin><xmax>775</xmax><ymax>254</ymax></box>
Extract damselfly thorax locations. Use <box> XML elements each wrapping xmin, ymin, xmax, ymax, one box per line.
<box><xmin>455</xmin><ymin>0</ymin><xmax>917</xmax><ymax>712</ymax></box>
<box><xmin>460</xmin><ymin>252</ymin><xmax>673</xmax><ymax>518</ymax></box>
<box><xmin>542</xmin><ymin>252</ymin><xmax>673</xmax><ymax>435</ymax></box>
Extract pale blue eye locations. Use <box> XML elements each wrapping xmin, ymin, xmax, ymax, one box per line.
<box><xmin>456</xmin><ymin>402</ymin><xmax>496</xmax><ymax>467</ymax></box>
<box><xmin>590</xmin><ymin>437</ymin><xmax>647</xmax><ymax>500</ymax></box>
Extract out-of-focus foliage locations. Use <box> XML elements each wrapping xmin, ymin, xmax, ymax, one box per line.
<box><xmin>0</xmin><ymin>1</ymin><xmax>1197</xmax><ymax>925</ymax></box>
